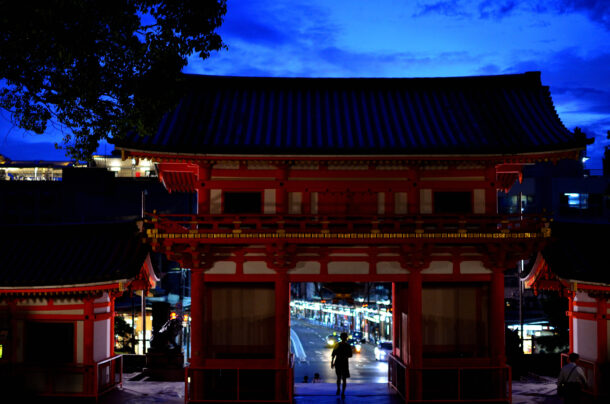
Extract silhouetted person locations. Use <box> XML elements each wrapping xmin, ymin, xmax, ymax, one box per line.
<box><xmin>557</xmin><ymin>352</ymin><xmax>587</xmax><ymax>403</ymax></box>
<box><xmin>331</xmin><ymin>332</ymin><xmax>352</xmax><ymax>397</ymax></box>
<box><xmin>313</xmin><ymin>372</ymin><xmax>321</xmax><ymax>383</ymax></box>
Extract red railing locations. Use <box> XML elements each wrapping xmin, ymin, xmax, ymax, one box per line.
<box><xmin>147</xmin><ymin>212</ymin><xmax>549</xmax><ymax>239</ymax></box>
<box><xmin>185</xmin><ymin>363</ymin><xmax>294</xmax><ymax>403</ymax></box>
<box><xmin>1</xmin><ymin>355</ymin><xmax>122</xmax><ymax>398</ymax></box>
<box><xmin>95</xmin><ymin>355</ymin><xmax>123</xmax><ymax>396</ymax></box>
<box><xmin>388</xmin><ymin>355</ymin><xmax>511</xmax><ymax>403</ymax></box>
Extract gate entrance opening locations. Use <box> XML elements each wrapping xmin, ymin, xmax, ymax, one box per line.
<box><xmin>290</xmin><ymin>282</ymin><xmax>393</xmax><ymax>386</ymax></box>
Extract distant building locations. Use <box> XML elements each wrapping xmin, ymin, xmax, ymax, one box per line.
<box><xmin>0</xmin><ymin>153</ymin><xmax>157</xmax><ymax>181</ymax></box>
<box><xmin>0</xmin><ymin>155</ymin><xmax>75</xmax><ymax>181</ymax></box>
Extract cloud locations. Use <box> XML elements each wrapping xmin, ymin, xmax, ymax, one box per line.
<box><xmin>557</xmin><ymin>0</ymin><xmax>610</xmax><ymax>29</ymax></box>
<box><xmin>413</xmin><ymin>0</ymin><xmax>610</xmax><ymax>29</ymax></box>
<box><xmin>218</xmin><ymin>1</ymin><xmax>289</xmax><ymax>45</ymax></box>
<box><xmin>413</xmin><ymin>0</ymin><xmax>472</xmax><ymax>17</ymax></box>
<box><xmin>486</xmin><ymin>48</ymin><xmax>610</xmax><ymax>168</ymax></box>
<box><xmin>414</xmin><ymin>0</ymin><xmax>521</xmax><ymax>19</ymax></box>
<box><xmin>579</xmin><ymin>118</ymin><xmax>610</xmax><ymax>168</ymax></box>
<box><xmin>478</xmin><ymin>0</ymin><xmax>518</xmax><ymax>19</ymax></box>
<box><xmin>217</xmin><ymin>0</ymin><xmax>339</xmax><ymax>49</ymax></box>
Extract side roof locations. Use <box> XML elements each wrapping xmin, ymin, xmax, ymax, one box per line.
<box><xmin>115</xmin><ymin>72</ymin><xmax>589</xmax><ymax>156</ymax></box>
<box><xmin>540</xmin><ymin>221</ymin><xmax>610</xmax><ymax>285</ymax></box>
<box><xmin>0</xmin><ymin>221</ymin><xmax>150</xmax><ymax>287</ymax></box>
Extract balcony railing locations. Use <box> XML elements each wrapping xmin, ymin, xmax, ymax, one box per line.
<box><xmin>0</xmin><ymin>355</ymin><xmax>122</xmax><ymax>398</ymax></box>
<box><xmin>185</xmin><ymin>361</ymin><xmax>294</xmax><ymax>403</ymax></box>
<box><xmin>388</xmin><ymin>354</ymin><xmax>511</xmax><ymax>402</ymax></box>
<box><xmin>146</xmin><ymin>212</ymin><xmax>550</xmax><ymax>241</ymax></box>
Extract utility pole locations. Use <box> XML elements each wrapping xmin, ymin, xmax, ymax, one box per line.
<box><xmin>518</xmin><ymin>192</ymin><xmax>525</xmax><ymax>353</ymax></box>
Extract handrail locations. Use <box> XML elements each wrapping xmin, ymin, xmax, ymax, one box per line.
<box><xmin>95</xmin><ymin>355</ymin><xmax>123</xmax><ymax>395</ymax></box>
<box><xmin>5</xmin><ymin>356</ymin><xmax>123</xmax><ymax>398</ymax></box>
<box><xmin>97</xmin><ymin>354</ymin><xmax>123</xmax><ymax>366</ymax></box>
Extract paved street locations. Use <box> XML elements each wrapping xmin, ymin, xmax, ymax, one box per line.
<box><xmin>290</xmin><ymin>317</ymin><xmax>389</xmax><ymax>384</ymax></box>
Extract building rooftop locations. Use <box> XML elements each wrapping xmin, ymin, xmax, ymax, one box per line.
<box><xmin>0</xmin><ymin>221</ymin><xmax>150</xmax><ymax>287</ymax></box>
<box><xmin>540</xmin><ymin>221</ymin><xmax>610</xmax><ymax>285</ymax></box>
<box><xmin>116</xmin><ymin>72</ymin><xmax>590</xmax><ymax>157</ymax></box>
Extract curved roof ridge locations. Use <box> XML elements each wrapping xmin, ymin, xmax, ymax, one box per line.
<box><xmin>115</xmin><ymin>72</ymin><xmax>589</xmax><ymax>156</ymax></box>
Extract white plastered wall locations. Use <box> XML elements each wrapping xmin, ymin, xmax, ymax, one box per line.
<box><xmin>473</xmin><ymin>189</ymin><xmax>485</xmax><ymax>214</ymax></box>
<box><xmin>376</xmin><ymin>261</ymin><xmax>408</xmax><ymax>274</ymax></box>
<box><xmin>289</xmin><ymin>261</ymin><xmax>321</xmax><ymax>275</ymax></box>
<box><xmin>76</xmin><ymin>320</ymin><xmax>84</xmax><ymax>363</ymax></box>
<box><xmin>288</xmin><ymin>192</ymin><xmax>302</xmax><ymax>214</ymax></box>
<box><xmin>210</xmin><ymin>189</ymin><xmax>222</xmax><ymax>214</ymax></box>
<box><xmin>422</xmin><ymin>261</ymin><xmax>452</xmax><ymax>274</ymax></box>
<box><xmin>264</xmin><ymin>189</ymin><xmax>276</xmax><ymax>214</ymax></box>
<box><xmin>377</xmin><ymin>192</ymin><xmax>385</xmax><ymax>214</ymax></box>
<box><xmin>460</xmin><ymin>261</ymin><xmax>492</xmax><ymax>274</ymax></box>
<box><xmin>574</xmin><ymin>292</ymin><xmax>598</xmax><ymax>361</ymax></box>
<box><xmin>207</xmin><ymin>261</ymin><xmax>237</xmax><ymax>274</ymax></box>
<box><xmin>93</xmin><ymin>319</ymin><xmax>110</xmax><ymax>362</ymax></box>
<box><xmin>395</xmin><ymin>192</ymin><xmax>407</xmax><ymax>214</ymax></box>
<box><xmin>328</xmin><ymin>261</ymin><xmax>369</xmax><ymax>274</ymax></box>
<box><xmin>420</xmin><ymin>189</ymin><xmax>432</xmax><ymax>214</ymax></box>
<box><xmin>243</xmin><ymin>261</ymin><xmax>275</xmax><ymax>274</ymax></box>
<box><xmin>310</xmin><ymin>192</ymin><xmax>318</xmax><ymax>214</ymax></box>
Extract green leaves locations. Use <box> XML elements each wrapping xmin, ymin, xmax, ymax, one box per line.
<box><xmin>0</xmin><ymin>1</ymin><xmax>227</xmax><ymax>161</ymax></box>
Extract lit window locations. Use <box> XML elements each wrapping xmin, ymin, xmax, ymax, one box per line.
<box><xmin>563</xmin><ymin>193</ymin><xmax>588</xmax><ymax>209</ymax></box>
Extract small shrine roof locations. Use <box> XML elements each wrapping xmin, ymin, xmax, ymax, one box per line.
<box><xmin>115</xmin><ymin>72</ymin><xmax>590</xmax><ymax>157</ymax></box>
<box><xmin>540</xmin><ymin>221</ymin><xmax>610</xmax><ymax>285</ymax></box>
<box><xmin>0</xmin><ymin>221</ymin><xmax>150</xmax><ymax>288</ymax></box>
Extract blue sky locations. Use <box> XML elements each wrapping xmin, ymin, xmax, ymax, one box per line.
<box><xmin>1</xmin><ymin>0</ymin><xmax>609</xmax><ymax>168</ymax></box>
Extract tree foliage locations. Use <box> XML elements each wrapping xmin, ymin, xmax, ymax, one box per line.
<box><xmin>0</xmin><ymin>1</ymin><xmax>227</xmax><ymax>160</ymax></box>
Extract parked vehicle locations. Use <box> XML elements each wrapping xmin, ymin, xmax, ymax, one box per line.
<box><xmin>325</xmin><ymin>333</ymin><xmax>340</xmax><ymax>347</ymax></box>
<box><xmin>347</xmin><ymin>338</ymin><xmax>362</xmax><ymax>353</ymax></box>
<box><xmin>351</xmin><ymin>331</ymin><xmax>365</xmax><ymax>343</ymax></box>
<box><xmin>374</xmin><ymin>341</ymin><xmax>393</xmax><ymax>361</ymax></box>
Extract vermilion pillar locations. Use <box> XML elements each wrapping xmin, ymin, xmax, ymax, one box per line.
<box><xmin>276</xmin><ymin>164</ymin><xmax>288</xmax><ymax>215</ymax></box>
<box><xmin>407</xmin><ymin>269</ymin><xmax>423</xmax><ymax>401</ymax></box>
<box><xmin>596</xmin><ymin>298</ymin><xmax>607</xmax><ymax>364</ymax></box>
<box><xmin>568</xmin><ymin>294</ymin><xmax>575</xmax><ymax>353</ymax></box>
<box><xmin>392</xmin><ymin>283</ymin><xmax>399</xmax><ymax>355</ymax></box>
<box><xmin>84</xmin><ymin>297</ymin><xmax>94</xmax><ymax>364</ymax></box>
<box><xmin>490</xmin><ymin>268</ymin><xmax>506</xmax><ymax>365</ymax></box>
<box><xmin>275</xmin><ymin>274</ymin><xmax>290</xmax><ymax>400</ymax></box>
<box><xmin>110</xmin><ymin>295</ymin><xmax>115</xmax><ymax>356</ymax></box>
<box><xmin>189</xmin><ymin>269</ymin><xmax>205</xmax><ymax>367</ymax></box>
<box><xmin>188</xmin><ymin>268</ymin><xmax>206</xmax><ymax>401</ymax></box>
<box><xmin>392</xmin><ymin>282</ymin><xmax>409</xmax><ymax>360</ymax></box>
<box><xmin>407</xmin><ymin>269</ymin><xmax>423</xmax><ymax>368</ymax></box>
<box><xmin>197</xmin><ymin>163</ymin><xmax>212</xmax><ymax>214</ymax></box>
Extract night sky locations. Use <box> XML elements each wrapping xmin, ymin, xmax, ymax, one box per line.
<box><xmin>1</xmin><ymin>0</ymin><xmax>609</xmax><ymax>168</ymax></box>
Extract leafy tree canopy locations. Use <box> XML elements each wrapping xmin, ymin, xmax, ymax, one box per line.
<box><xmin>0</xmin><ymin>1</ymin><xmax>227</xmax><ymax>161</ymax></box>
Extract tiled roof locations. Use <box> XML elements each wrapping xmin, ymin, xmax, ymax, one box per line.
<box><xmin>0</xmin><ymin>222</ymin><xmax>149</xmax><ymax>287</ymax></box>
<box><xmin>160</xmin><ymin>171</ymin><xmax>198</xmax><ymax>193</ymax></box>
<box><xmin>541</xmin><ymin>222</ymin><xmax>610</xmax><ymax>285</ymax></box>
<box><xmin>115</xmin><ymin>72</ymin><xmax>588</xmax><ymax>156</ymax></box>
